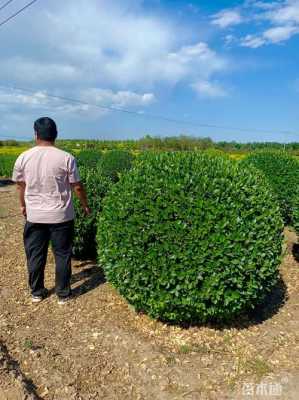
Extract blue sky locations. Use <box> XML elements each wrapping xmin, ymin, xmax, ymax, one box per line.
<box><xmin>0</xmin><ymin>0</ymin><xmax>298</xmax><ymax>142</ymax></box>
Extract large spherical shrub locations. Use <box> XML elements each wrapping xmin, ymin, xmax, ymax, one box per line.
<box><xmin>97</xmin><ymin>152</ymin><xmax>283</xmax><ymax>324</ymax></box>
<box><xmin>73</xmin><ymin>165</ymin><xmax>111</xmax><ymax>260</ymax></box>
<box><xmin>241</xmin><ymin>151</ymin><xmax>299</xmax><ymax>228</ymax></box>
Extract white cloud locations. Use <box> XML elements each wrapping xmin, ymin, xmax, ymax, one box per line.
<box><xmin>263</xmin><ymin>25</ymin><xmax>299</xmax><ymax>42</ymax></box>
<box><xmin>246</xmin><ymin>1</ymin><xmax>281</xmax><ymax>10</ymax></box>
<box><xmin>191</xmin><ymin>81</ymin><xmax>228</xmax><ymax>98</ymax></box>
<box><xmin>241</xmin><ymin>22</ymin><xmax>299</xmax><ymax>47</ymax></box>
<box><xmin>212</xmin><ymin>9</ymin><xmax>243</xmax><ymax>28</ymax></box>
<box><xmin>81</xmin><ymin>88</ymin><xmax>156</xmax><ymax>108</ymax></box>
<box><xmin>42</xmin><ymin>0</ymin><xmax>228</xmax><ymax>88</ymax></box>
<box><xmin>266</xmin><ymin>0</ymin><xmax>299</xmax><ymax>24</ymax></box>
<box><xmin>0</xmin><ymin>89</ymin><xmax>91</xmax><ymax>115</ymax></box>
<box><xmin>241</xmin><ymin>34</ymin><xmax>267</xmax><ymax>48</ymax></box>
<box><xmin>0</xmin><ymin>0</ymin><xmax>231</xmax><ymax>139</ymax></box>
<box><xmin>0</xmin><ymin>87</ymin><xmax>156</xmax><ymax>118</ymax></box>
<box><xmin>0</xmin><ymin>58</ymin><xmax>81</xmax><ymax>84</ymax></box>
<box><xmin>0</xmin><ymin>0</ymin><xmax>228</xmax><ymax>105</ymax></box>
<box><xmin>162</xmin><ymin>42</ymin><xmax>228</xmax><ymax>83</ymax></box>
<box><xmin>217</xmin><ymin>0</ymin><xmax>299</xmax><ymax>48</ymax></box>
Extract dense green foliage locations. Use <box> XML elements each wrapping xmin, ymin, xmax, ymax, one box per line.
<box><xmin>97</xmin><ymin>152</ymin><xmax>283</xmax><ymax>324</ymax></box>
<box><xmin>291</xmin><ymin>196</ymin><xmax>299</xmax><ymax>233</ymax></box>
<box><xmin>241</xmin><ymin>151</ymin><xmax>299</xmax><ymax>227</ymax></box>
<box><xmin>0</xmin><ymin>155</ymin><xmax>17</xmax><ymax>177</ymax></box>
<box><xmin>99</xmin><ymin>150</ymin><xmax>135</xmax><ymax>182</ymax></box>
<box><xmin>73</xmin><ymin>165</ymin><xmax>112</xmax><ymax>259</ymax></box>
<box><xmin>73</xmin><ymin>150</ymin><xmax>135</xmax><ymax>258</ymax></box>
<box><xmin>76</xmin><ymin>150</ymin><xmax>102</xmax><ymax>168</ymax></box>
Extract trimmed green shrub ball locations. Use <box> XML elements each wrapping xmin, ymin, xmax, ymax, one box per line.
<box><xmin>241</xmin><ymin>151</ymin><xmax>299</xmax><ymax>228</ymax></box>
<box><xmin>97</xmin><ymin>152</ymin><xmax>284</xmax><ymax>324</ymax></box>
<box><xmin>99</xmin><ymin>150</ymin><xmax>134</xmax><ymax>182</ymax></box>
<box><xmin>73</xmin><ymin>165</ymin><xmax>112</xmax><ymax>260</ymax></box>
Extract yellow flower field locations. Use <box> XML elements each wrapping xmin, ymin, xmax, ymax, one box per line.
<box><xmin>0</xmin><ymin>146</ymin><xmax>31</xmax><ymax>156</ymax></box>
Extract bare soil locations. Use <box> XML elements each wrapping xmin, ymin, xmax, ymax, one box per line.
<box><xmin>0</xmin><ymin>183</ymin><xmax>299</xmax><ymax>400</ymax></box>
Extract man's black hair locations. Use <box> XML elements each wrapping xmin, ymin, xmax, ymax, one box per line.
<box><xmin>34</xmin><ymin>117</ymin><xmax>58</xmax><ymax>142</ymax></box>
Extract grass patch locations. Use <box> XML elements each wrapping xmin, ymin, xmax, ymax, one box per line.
<box><xmin>24</xmin><ymin>339</ymin><xmax>33</xmax><ymax>350</ymax></box>
<box><xmin>178</xmin><ymin>344</ymin><xmax>193</xmax><ymax>354</ymax></box>
<box><xmin>244</xmin><ymin>357</ymin><xmax>273</xmax><ymax>380</ymax></box>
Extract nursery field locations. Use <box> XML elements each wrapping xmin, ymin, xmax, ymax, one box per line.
<box><xmin>1</xmin><ymin>147</ymin><xmax>299</xmax><ymax>399</ymax></box>
<box><xmin>1</xmin><ymin>184</ymin><xmax>299</xmax><ymax>399</ymax></box>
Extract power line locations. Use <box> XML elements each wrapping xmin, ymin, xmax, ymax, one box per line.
<box><xmin>0</xmin><ymin>0</ymin><xmax>39</xmax><ymax>28</ymax></box>
<box><xmin>1</xmin><ymin>84</ymin><xmax>299</xmax><ymax>138</ymax></box>
<box><xmin>0</xmin><ymin>0</ymin><xmax>15</xmax><ymax>12</ymax></box>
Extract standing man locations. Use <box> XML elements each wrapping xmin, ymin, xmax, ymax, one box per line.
<box><xmin>12</xmin><ymin>117</ymin><xmax>90</xmax><ymax>304</ymax></box>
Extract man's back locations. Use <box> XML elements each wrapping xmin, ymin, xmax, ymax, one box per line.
<box><xmin>13</xmin><ymin>117</ymin><xmax>89</xmax><ymax>304</ymax></box>
<box><xmin>13</xmin><ymin>146</ymin><xmax>80</xmax><ymax>224</ymax></box>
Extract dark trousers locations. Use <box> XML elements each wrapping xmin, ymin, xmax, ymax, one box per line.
<box><xmin>23</xmin><ymin>220</ymin><xmax>74</xmax><ymax>298</ymax></box>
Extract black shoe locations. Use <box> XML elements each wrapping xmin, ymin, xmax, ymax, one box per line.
<box><xmin>41</xmin><ymin>288</ymin><xmax>49</xmax><ymax>298</ymax></box>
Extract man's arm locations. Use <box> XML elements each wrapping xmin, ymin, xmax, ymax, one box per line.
<box><xmin>71</xmin><ymin>182</ymin><xmax>91</xmax><ymax>215</ymax></box>
<box><xmin>12</xmin><ymin>155</ymin><xmax>26</xmax><ymax>217</ymax></box>
<box><xmin>16</xmin><ymin>182</ymin><xmax>26</xmax><ymax>217</ymax></box>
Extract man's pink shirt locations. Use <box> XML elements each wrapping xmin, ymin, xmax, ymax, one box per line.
<box><xmin>12</xmin><ymin>146</ymin><xmax>80</xmax><ymax>224</ymax></box>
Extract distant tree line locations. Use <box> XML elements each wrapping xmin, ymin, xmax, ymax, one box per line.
<box><xmin>1</xmin><ymin>135</ymin><xmax>299</xmax><ymax>153</ymax></box>
<box><xmin>56</xmin><ymin>135</ymin><xmax>299</xmax><ymax>153</ymax></box>
<box><xmin>0</xmin><ymin>139</ymin><xmax>30</xmax><ymax>147</ymax></box>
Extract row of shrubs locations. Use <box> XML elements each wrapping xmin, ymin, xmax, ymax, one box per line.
<box><xmin>72</xmin><ymin>150</ymin><xmax>134</xmax><ymax>259</ymax></box>
<box><xmin>73</xmin><ymin>149</ymin><xmax>299</xmax><ymax>324</ymax></box>
<box><xmin>241</xmin><ymin>151</ymin><xmax>299</xmax><ymax>232</ymax></box>
<box><xmin>2</xmin><ymin>147</ymin><xmax>297</xmax><ymax>324</ymax></box>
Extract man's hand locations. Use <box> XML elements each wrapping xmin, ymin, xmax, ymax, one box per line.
<box><xmin>16</xmin><ymin>182</ymin><xmax>26</xmax><ymax>218</ymax></box>
<box><xmin>83</xmin><ymin>206</ymin><xmax>91</xmax><ymax>216</ymax></box>
<box><xmin>71</xmin><ymin>182</ymin><xmax>90</xmax><ymax>215</ymax></box>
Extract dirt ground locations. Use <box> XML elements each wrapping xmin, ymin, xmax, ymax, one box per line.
<box><xmin>0</xmin><ymin>183</ymin><xmax>299</xmax><ymax>400</ymax></box>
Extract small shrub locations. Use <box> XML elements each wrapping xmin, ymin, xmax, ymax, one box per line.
<box><xmin>99</xmin><ymin>150</ymin><xmax>134</xmax><ymax>182</ymax></box>
<box><xmin>241</xmin><ymin>151</ymin><xmax>299</xmax><ymax>228</ymax></box>
<box><xmin>24</xmin><ymin>339</ymin><xmax>33</xmax><ymax>350</ymax></box>
<box><xmin>97</xmin><ymin>152</ymin><xmax>283</xmax><ymax>324</ymax></box>
<box><xmin>73</xmin><ymin>165</ymin><xmax>112</xmax><ymax>259</ymax></box>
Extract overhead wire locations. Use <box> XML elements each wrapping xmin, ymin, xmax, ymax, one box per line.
<box><xmin>0</xmin><ymin>0</ymin><xmax>39</xmax><ymax>28</ymax></box>
<box><xmin>1</xmin><ymin>85</ymin><xmax>298</xmax><ymax>138</ymax></box>
<box><xmin>0</xmin><ymin>0</ymin><xmax>16</xmax><ymax>12</ymax></box>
